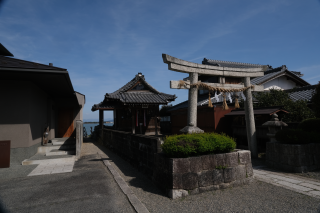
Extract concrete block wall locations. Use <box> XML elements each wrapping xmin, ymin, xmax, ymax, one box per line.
<box><xmin>266</xmin><ymin>142</ymin><xmax>320</xmax><ymax>173</ymax></box>
<box><xmin>153</xmin><ymin>150</ymin><xmax>254</xmax><ymax>199</ymax></box>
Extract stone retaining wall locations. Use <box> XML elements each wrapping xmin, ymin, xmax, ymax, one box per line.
<box><xmin>102</xmin><ymin>129</ymin><xmax>163</xmax><ymax>178</ymax></box>
<box><xmin>153</xmin><ymin>150</ymin><xmax>254</xmax><ymax>199</ymax></box>
<box><xmin>266</xmin><ymin>142</ymin><xmax>320</xmax><ymax>173</ymax></box>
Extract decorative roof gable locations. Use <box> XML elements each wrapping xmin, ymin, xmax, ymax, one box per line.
<box><xmin>251</xmin><ymin>65</ymin><xmax>309</xmax><ymax>87</ymax></box>
<box><xmin>92</xmin><ymin>73</ymin><xmax>177</xmax><ymax>111</ymax></box>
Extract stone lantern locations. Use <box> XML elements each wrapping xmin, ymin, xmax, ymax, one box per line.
<box><xmin>262</xmin><ymin>113</ymin><xmax>287</xmax><ymax>142</ymax></box>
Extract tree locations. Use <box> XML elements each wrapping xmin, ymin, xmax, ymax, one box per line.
<box><xmin>159</xmin><ymin>104</ymin><xmax>172</xmax><ymax>117</ymax></box>
<box><xmin>248</xmin><ymin>89</ymin><xmax>315</xmax><ymax>122</ymax></box>
<box><xmin>311</xmin><ymin>82</ymin><xmax>320</xmax><ymax>118</ymax></box>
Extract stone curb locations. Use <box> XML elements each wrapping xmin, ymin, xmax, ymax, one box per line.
<box><xmin>100</xmin><ymin>155</ymin><xmax>149</xmax><ymax>213</ymax></box>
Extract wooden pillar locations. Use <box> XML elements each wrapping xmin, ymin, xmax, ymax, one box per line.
<box><xmin>243</xmin><ymin>77</ymin><xmax>258</xmax><ymax>158</ymax></box>
<box><xmin>99</xmin><ymin>110</ymin><xmax>104</xmax><ymax>141</ymax></box>
<box><xmin>155</xmin><ymin>117</ymin><xmax>158</xmax><ymax>136</ymax></box>
<box><xmin>131</xmin><ymin>109</ymin><xmax>135</xmax><ymax>134</ymax></box>
<box><xmin>113</xmin><ymin>109</ymin><xmax>117</xmax><ymax>129</ymax></box>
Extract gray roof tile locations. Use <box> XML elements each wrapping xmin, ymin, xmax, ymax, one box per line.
<box><xmin>202</xmin><ymin>58</ymin><xmax>268</xmax><ymax>69</ymax></box>
<box><xmin>92</xmin><ymin>73</ymin><xmax>177</xmax><ymax>111</ymax></box>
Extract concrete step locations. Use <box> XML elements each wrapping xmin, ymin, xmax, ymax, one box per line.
<box><xmin>37</xmin><ymin>145</ymin><xmax>75</xmax><ymax>154</ymax></box>
<box><xmin>22</xmin><ymin>156</ymin><xmax>76</xmax><ymax>165</ymax></box>
<box><xmin>46</xmin><ymin>150</ymin><xmax>75</xmax><ymax>156</ymax></box>
<box><xmin>52</xmin><ymin>141</ymin><xmax>76</xmax><ymax>146</ymax></box>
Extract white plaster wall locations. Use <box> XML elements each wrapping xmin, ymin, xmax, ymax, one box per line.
<box><xmin>263</xmin><ymin>76</ymin><xmax>297</xmax><ymax>90</ymax></box>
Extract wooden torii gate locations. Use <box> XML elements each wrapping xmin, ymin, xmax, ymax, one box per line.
<box><xmin>162</xmin><ymin>54</ymin><xmax>267</xmax><ymax>158</ymax></box>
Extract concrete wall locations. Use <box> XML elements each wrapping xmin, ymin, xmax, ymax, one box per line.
<box><xmin>263</xmin><ymin>76</ymin><xmax>297</xmax><ymax>90</ymax></box>
<box><xmin>28</xmin><ymin>82</ymin><xmax>49</xmax><ymax>147</ymax></box>
<box><xmin>75</xmin><ymin>92</ymin><xmax>85</xmax><ymax>121</ymax></box>
<box><xmin>0</xmin><ymin>80</ymin><xmax>55</xmax><ymax>164</ymax></box>
<box><xmin>0</xmin><ymin>80</ymin><xmax>32</xmax><ymax>148</ymax></box>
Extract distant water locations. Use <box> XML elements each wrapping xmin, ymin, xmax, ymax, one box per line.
<box><xmin>83</xmin><ymin>123</ymin><xmax>113</xmax><ymax>135</ymax></box>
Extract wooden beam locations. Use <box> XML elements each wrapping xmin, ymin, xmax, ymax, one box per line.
<box><xmin>170</xmin><ymin>80</ymin><xmax>264</xmax><ymax>91</ymax></box>
<box><xmin>163</xmin><ymin>54</ymin><xmax>267</xmax><ymax>73</ymax></box>
<box><xmin>168</xmin><ymin>63</ymin><xmax>264</xmax><ymax>77</ymax></box>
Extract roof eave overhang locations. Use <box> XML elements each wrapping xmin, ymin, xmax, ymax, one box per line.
<box><xmin>0</xmin><ymin>67</ymin><xmax>79</xmax><ymax>106</ymax></box>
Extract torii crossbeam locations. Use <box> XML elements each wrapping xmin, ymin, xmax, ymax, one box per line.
<box><xmin>162</xmin><ymin>54</ymin><xmax>267</xmax><ymax>158</ymax></box>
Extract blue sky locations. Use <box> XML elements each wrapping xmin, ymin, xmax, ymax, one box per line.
<box><xmin>1</xmin><ymin>0</ymin><xmax>320</xmax><ymax>121</ymax></box>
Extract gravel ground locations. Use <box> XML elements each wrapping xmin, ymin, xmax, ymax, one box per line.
<box><xmin>88</xmin><ymin>141</ymin><xmax>320</xmax><ymax>213</ymax></box>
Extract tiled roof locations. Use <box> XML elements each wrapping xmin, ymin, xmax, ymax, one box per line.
<box><xmin>0</xmin><ymin>55</ymin><xmax>66</xmax><ymax>71</ymax></box>
<box><xmin>92</xmin><ymin>73</ymin><xmax>177</xmax><ymax>111</ymax></box>
<box><xmin>202</xmin><ymin>58</ymin><xmax>268</xmax><ymax>69</ymax></box>
<box><xmin>251</xmin><ymin>65</ymin><xmax>309</xmax><ymax>86</ymax></box>
<box><xmin>285</xmin><ymin>85</ymin><xmax>317</xmax><ymax>102</ymax></box>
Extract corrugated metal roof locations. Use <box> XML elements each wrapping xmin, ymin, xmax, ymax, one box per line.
<box><xmin>225</xmin><ymin>106</ymin><xmax>288</xmax><ymax>116</ymax></box>
<box><xmin>0</xmin><ymin>55</ymin><xmax>66</xmax><ymax>71</ymax></box>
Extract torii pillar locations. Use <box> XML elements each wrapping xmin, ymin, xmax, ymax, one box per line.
<box><xmin>162</xmin><ymin>54</ymin><xmax>266</xmax><ymax>158</ymax></box>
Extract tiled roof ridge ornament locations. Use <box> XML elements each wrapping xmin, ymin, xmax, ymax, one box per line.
<box><xmin>135</xmin><ymin>72</ymin><xmax>145</xmax><ymax>80</ymax></box>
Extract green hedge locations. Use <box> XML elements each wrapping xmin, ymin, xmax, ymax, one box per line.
<box><xmin>275</xmin><ymin>128</ymin><xmax>320</xmax><ymax>144</ymax></box>
<box><xmin>298</xmin><ymin>118</ymin><xmax>320</xmax><ymax>133</ymax></box>
<box><xmin>161</xmin><ymin>132</ymin><xmax>236</xmax><ymax>158</ymax></box>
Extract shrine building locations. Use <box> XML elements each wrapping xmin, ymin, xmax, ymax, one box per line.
<box><xmin>92</xmin><ymin>72</ymin><xmax>176</xmax><ymax>135</ymax></box>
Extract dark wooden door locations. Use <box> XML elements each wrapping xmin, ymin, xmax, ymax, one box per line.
<box><xmin>58</xmin><ymin>108</ymin><xmax>74</xmax><ymax>138</ymax></box>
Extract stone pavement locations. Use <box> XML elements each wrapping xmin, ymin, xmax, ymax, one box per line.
<box><xmin>27</xmin><ymin>157</ymin><xmax>75</xmax><ymax>176</ymax></box>
<box><xmin>254</xmin><ymin>166</ymin><xmax>320</xmax><ymax>198</ymax></box>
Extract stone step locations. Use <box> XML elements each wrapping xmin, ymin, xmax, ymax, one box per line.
<box><xmin>22</xmin><ymin>156</ymin><xmax>76</xmax><ymax>165</ymax></box>
<box><xmin>37</xmin><ymin>145</ymin><xmax>75</xmax><ymax>154</ymax></box>
<box><xmin>46</xmin><ymin>150</ymin><xmax>75</xmax><ymax>156</ymax></box>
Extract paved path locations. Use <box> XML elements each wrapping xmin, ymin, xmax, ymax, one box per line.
<box><xmin>27</xmin><ymin>157</ymin><xmax>75</xmax><ymax>176</ymax></box>
<box><xmin>0</xmin><ymin>141</ymin><xmax>135</xmax><ymax>213</ymax></box>
<box><xmin>254</xmin><ymin>166</ymin><xmax>320</xmax><ymax>199</ymax></box>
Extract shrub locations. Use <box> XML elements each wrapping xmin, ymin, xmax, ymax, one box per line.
<box><xmin>275</xmin><ymin>128</ymin><xmax>320</xmax><ymax>144</ymax></box>
<box><xmin>311</xmin><ymin>82</ymin><xmax>320</xmax><ymax>118</ymax></box>
<box><xmin>298</xmin><ymin>118</ymin><xmax>320</xmax><ymax>133</ymax></box>
<box><xmin>161</xmin><ymin>132</ymin><xmax>236</xmax><ymax>158</ymax></box>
